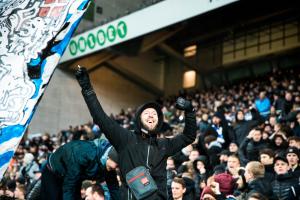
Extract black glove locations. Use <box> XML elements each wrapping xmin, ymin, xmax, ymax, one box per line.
<box><xmin>75</xmin><ymin>66</ymin><xmax>92</xmax><ymax>91</ymax></box>
<box><xmin>175</xmin><ymin>97</ymin><xmax>194</xmax><ymax>112</ymax></box>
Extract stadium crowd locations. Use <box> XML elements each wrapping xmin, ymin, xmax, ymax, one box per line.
<box><xmin>1</xmin><ymin>67</ymin><xmax>300</xmax><ymax>200</ymax></box>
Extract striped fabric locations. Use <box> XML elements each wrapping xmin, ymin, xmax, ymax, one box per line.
<box><xmin>0</xmin><ymin>0</ymin><xmax>90</xmax><ymax>180</ymax></box>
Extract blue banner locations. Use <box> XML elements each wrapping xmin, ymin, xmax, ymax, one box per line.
<box><xmin>0</xmin><ymin>0</ymin><xmax>90</xmax><ymax>180</ymax></box>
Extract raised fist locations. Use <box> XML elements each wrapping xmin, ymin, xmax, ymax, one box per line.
<box><xmin>75</xmin><ymin>66</ymin><xmax>92</xmax><ymax>91</ymax></box>
<box><xmin>175</xmin><ymin>97</ymin><xmax>194</xmax><ymax>112</ymax></box>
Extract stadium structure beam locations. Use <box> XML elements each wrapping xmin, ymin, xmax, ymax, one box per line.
<box><xmin>157</xmin><ymin>43</ymin><xmax>200</xmax><ymax>74</ymax></box>
<box><xmin>140</xmin><ymin>26</ymin><xmax>184</xmax><ymax>53</ymax></box>
<box><xmin>67</xmin><ymin>51</ymin><xmax>116</xmax><ymax>71</ymax></box>
<box><xmin>104</xmin><ymin>60</ymin><xmax>164</xmax><ymax>97</ymax></box>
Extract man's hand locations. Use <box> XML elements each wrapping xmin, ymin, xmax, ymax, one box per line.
<box><xmin>75</xmin><ymin>66</ymin><xmax>92</xmax><ymax>91</ymax></box>
<box><xmin>175</xmin><ymin>97</ymin><xmax>194</xmax><ymax>112</ymax></box>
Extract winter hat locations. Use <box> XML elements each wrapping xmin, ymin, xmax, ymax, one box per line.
<box><xmin>193</xmin><ymin>155</ymin><xmax>208</xmax><ymax>167</ymax></box>
<box><xmin>134</xmin><ymin>102</ymin><xmax>163</xmax><ymax>135</ymax></box>
<box><xmin>214</xmin><ymin>172</ymin><xmax>235</xmax><ymax>196</ymax></box>
<box><xmin>286</xmin><ymin>147</ymin><xmax>299</xmax><ymax>159</ymax></box>
<box><xmin>213</xmin><ymin>112</ymin><xmax>223</xmax><ymax>120</ymax></box>
<box><xmin>213</xmin><ymin>165</ymin><xmax>226</xmax><ymax>175</ymax></box>
<box><xmin>274</xmin><ymin>155</ymin><xmax>289</xmax><ymax>164</ymax></box>
<box><xmin>108</xmin><ymin>147</ymin><xmax>118</xmax><ymax>163</ymax></box>
<box><xmin>200</xmin><ymin>186</ymin><xmax>217</xmax><ymax>200</ymax></box>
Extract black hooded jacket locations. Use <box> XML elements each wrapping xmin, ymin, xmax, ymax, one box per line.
<box><xmin>82</xmin><ymin>91</ymin><xmax>197</xmax><ymax>200</ymax></box>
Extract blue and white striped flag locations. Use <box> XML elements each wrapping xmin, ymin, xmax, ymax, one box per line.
<box><xmin>0</xmin><ymin>0</ymin><xmax>90</xmax><ymax>180</ymax></box>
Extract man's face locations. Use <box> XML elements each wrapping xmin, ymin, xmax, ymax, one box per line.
<box><xmin>260</xmin><ymin>154</ymin><xmax>273</xmax><ymax>165</ymax></box>
<box><xmin>244</xmin><ymin>165</ymin><xmax>253</xmax><ymax>183</ymax></box>
<box><xmin>171</xmin><ymin>182</ymin><xmax>186</xmax><ymax>200</ymax></box>
<box><xmin>237</xmin><ymin>111</ymin><xmax>244</xmax><ymax>121</ymax></box>
<box><xmin>212</xmin><ymin>116</ymin><xmax>221</xmax><ymax>125</ymax></box>
<box><xmin>285</xmin><ymin>92</ymin><xmax>292</xmax><ymax>101</ymax></box>
<box><xmin>227</xmin><ymin>156</ymin><xmax>240</xmax><ymax>171</ymax></box>
<box><xmin>197</xmin><ymin>161</ymin><xmax>205</xmax><ymax>171</ymax></box>
<box><xmin>106</xmin><ymin>158</ymin><xmax>118</xmax><ymax>171</ymax></box>
<box><xmin>252</xmin><ymin>130</ymin><xmax>262</xmax><ymax>142</ymax></box>
<box><xmin>85</xmin><ymin>187</ymin><xmax>94</xmax><ymax>200</ymax></box>
<box><xmin>286</xmin><ymin>153</ymin><xmax>299</xmax><ymax>166</ymax></box>
<box><xmin>189</xmin><ymin>150</ymin><xmax>199</xmax><ymax>162</ymax></box>
<box><xmin>274</xmin><ymin>160</ymin><xmax>290</xmax><ymax>175</ymax></box>
<box><xmin>229</xmin><ymin>143</ymin><xmax>238</xmax><ymax>153</ymax></box>
<box><xmin>259</xmin><ymin>92</ymin><xmax>265</xmax><ymax>100</ymax></box>
<box><xmin>166</xmin><ymin>159</ymin><xmax>175</xmax><ymax>170</ymax></box>
<box><xmin>289</xmin><ymin>140</ymin><xmax>300</xmax><ymax>149</ymax></box>
<box><xmin>141</xmin><ymin>108</ymin><xmax>158</xmax><ymax>131</ymax></box>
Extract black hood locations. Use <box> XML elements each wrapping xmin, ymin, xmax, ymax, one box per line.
<box><xmin>134</xmin><ymin>101</ymin><xmax>163</xmax><ymax>135</ymax></box>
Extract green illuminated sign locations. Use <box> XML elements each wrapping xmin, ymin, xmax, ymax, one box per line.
<box><xmin>68</xmin><ymin>20</ymin><xmax>127</xmax><ymax>56</ymax></box>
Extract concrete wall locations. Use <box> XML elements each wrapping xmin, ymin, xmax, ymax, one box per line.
<box><xmin>29</xmin><ymin>68</ymin><xmax>155</xmax><ymax>135</ymax></box>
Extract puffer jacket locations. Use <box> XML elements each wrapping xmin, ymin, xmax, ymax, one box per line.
<box><xmin>272</xmin><ymin>172</ymin><xmax>300</xmax><ymax>200</ymax></box>
<box><xmin>82</xmin><ymin>90</ymin><xmax>197</xmax><ymax>200</ymax></box>
<box><xmin>48</xmin><ymin>139</ymin><xmax>119</xmax><ymax>200</ymax></box>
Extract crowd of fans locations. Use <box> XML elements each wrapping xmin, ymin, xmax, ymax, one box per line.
<box><xmin>1</xmin><ymin>66</ymin><xmax>300</xmax><ymax>200</ymax></box>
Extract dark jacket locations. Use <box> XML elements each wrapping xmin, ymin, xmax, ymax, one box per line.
<box><xmin>82</xmin><ymin>91</ymin><xmax>197</xmax><ymax>200</ymax></box>
<box><xmin>233</xmin><ymin>120</ymin><xmax>259</xmax><ymax>145</ymax></box>
<box><xmin>238</xmin><ymin>177</ymin><xmax>275</xmax><ymax>200</ymax></box>
<box><xmin>48</xmin><ymin>139</ymin><xmax>119</xmax><ymax>200</ymax></box>
<box><xmin>264</xmin><ymin>164</ymin><xmax>275</xmax><ymax>182</ymax></box>
<box><xmin>272</xmin><ymin>172</ymin><xmax>300</xmax><ymax>200</ymax></box>
<box><xmin>239</xmin><ymin>138</ymin><xmax>269</xmax><ymax>164</ymax></box>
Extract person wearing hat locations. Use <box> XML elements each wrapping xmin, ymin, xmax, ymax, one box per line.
<box><xmin>200</xmin><ymin>183</ymin><xmax>225</xmax><ymax>200</ymax></box>
<box><xmin>193</xmin><ymin>156</ymin><xmax>208</xmax><ymax>199</ymax></box>
<box><xmin>259</xmin><ymin>148</ymin><xmax>275</xmax><ymax>182</ymax></box>
<box><xmin>286</xmin><ymin>147</ymin><xmax>300</xmax><ymax>177</ymax></box>
<box><xmin>75</xmin><ymin>67</ymin><xmax>197</xmax><ymax>200</ymax></box>
<box><xmin>271</xmin><ymin>155</ymin><xmax>300</xmax><ymax>200</ymax></box>
<box><xmin>41</xmin><ymin>139</ymin><xmax>119</xmax><ymax>200</ymax></box>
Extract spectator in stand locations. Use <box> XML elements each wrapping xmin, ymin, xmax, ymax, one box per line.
<box><xmin>226</xmin><ymin>154</ymin><xmax>242</xmax><ymax>178</ymax></box>
<box><xmin>272</xmin><ymin>155</ymin><xmax>300</xmax><ymax>200</ymax></box>
<box><xmin>188</xmin><ymin>149</ymin><xmax>200</xmax><ymax>162</ymax></box>
<box><xmin>200</xmin><ymin>183</ymin><xmax>224</xmax><ymax>200</ymax></box>
<box><xmin>171</xmin><ymin>177</ymin><xmax>186</xmax><ymax>200</ymax></box>
<box><xmin>255</xmin><ymin>91</ymin><xmax>271</xmax><ymax>118</ymax></box>
<box><xmin>205</xmin><ymin>112</ymin><xmax>230</xmax><ymax>148</ymax></box>
<box><xmin>41</xmin><ymin>139</ymin><xmax>120</xmax><ymax>200</ymax></box>
<box><xmin>193</xmin><ymin>156</ymin><xmax>208</xmax><ymax>199</ymax></box>
<box><xmin>288</xmin><ymin>136</ymin><xmax>300</xmax><ymax>149</ymax></box>
<box><xmin>239</xmin><ymin>128</ymin><xmax>269</xmax><ymax>164</ymax></box>
<box><xmin>282</xmin><ymin>91</ymin><xmax>294</xmax><ymax>119</ymax></box>
<box><xmin>286</xmin><ymin>147</ymin><xmax>300</xmax><ymax>177</ymax></box>
<box><xmin>204</xmin><ymin>135</ymin><xmax>222</xmax><ymax>167</ymax></box>
<box><xmin>229</xmin><ymin>142</ymin><xmax>239</xmax><ymax>154</ymax></box>
<box><xmin>76</xmin><ymin>67</ymin><xmax>197</xmax><ymax>200</ymax></box>
<box><xmin>238</xmin><ymin>161</ymin><xmax>274</xmax><ymax>199</ymax></box>
<box><xmin>80</xmin><ymin>181</ymin><xmax>93</xmax><ymax>200</ymax></box>
<box><xmin>14</xmin><ymin>185</ymin><xmax>25</xmax><ymax>200</ymax></box>
<box><xmin>259</xmin><ymin>148</ymin><xmax>275</xmax><ymax>182</ymax></box>
<box><xmin>18</xmin><ymin>153</ymin><xmax>39</xmax><ymax>184</ymax></box>
<box><xmin>218</xmin><ymin>150</ymin><xmax>230</xmax><ymax>168</ymax></box>
<box><xmin>269</xmin><ymin>131</ymin><xmax>288</xmax><ymax>155</ymax></box>
<box><xmin>85</xmin><ymin>185</ymin><xmax>105</xmax><ymax>200</ymax></box>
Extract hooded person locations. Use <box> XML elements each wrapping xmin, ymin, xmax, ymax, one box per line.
<box><xmin>75</xmin><ymin>67</ymin><xmax>197</xmax><ymax>200</ymax></box>
<box><xmin>41</xmin><ymin>139</ymin><xmax>120</xmax><ymax>200</ymax></box>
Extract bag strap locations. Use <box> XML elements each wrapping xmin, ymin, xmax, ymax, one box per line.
<box><xmin>146</xmin><ymin>145</ymin><xmax>150</xmax><ymax>169</ymax></box>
